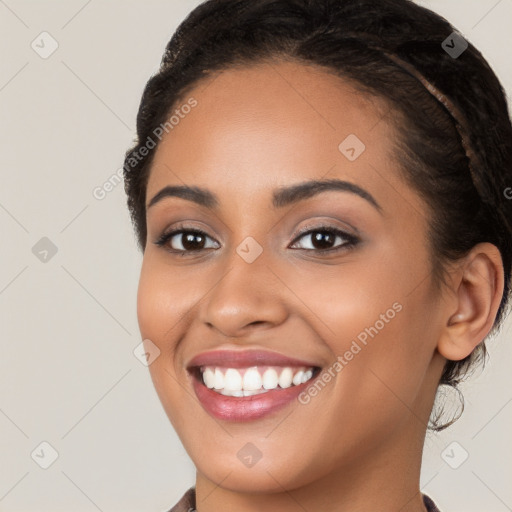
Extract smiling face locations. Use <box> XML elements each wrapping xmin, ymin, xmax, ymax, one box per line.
<box><xmin>137</xmin><ymin>60</ymin><xmax>448</xmax><ymax>499</ymax></box>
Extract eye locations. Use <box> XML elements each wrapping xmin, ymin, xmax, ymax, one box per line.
<box><xmin>153</xmin><ymin>224</ymin><xmax>359</xmax><ymax>255</ymax></box>
<box><xmin>289</xmin><ymin>226</ymin><xmax>359</xmax><ymax>253</ymax></box>
<box><xmin>154</xmin><ymin>226</ymin><xmax>220</xmax><ymax>254</ymax></box>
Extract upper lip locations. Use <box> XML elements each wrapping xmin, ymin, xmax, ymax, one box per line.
<box><xmin>187</xmin><ymin>349</ymin><xmax>321</xmax><ymax>370</ymax></box>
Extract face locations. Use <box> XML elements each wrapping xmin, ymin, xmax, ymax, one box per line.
<box><xmin>137</xmin><ymin>60</ymin><xmax>447</xmax><ymax>493</ymax></box>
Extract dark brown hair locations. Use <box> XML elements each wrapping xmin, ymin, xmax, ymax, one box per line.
<box><xmin>123</xmin><ymin>0</ymin><xmax>512</xmax><ymax>429</ymax></box>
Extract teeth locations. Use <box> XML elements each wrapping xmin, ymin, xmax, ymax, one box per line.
<box><xmin>243</xmin><ymin>367</ymin><xmax>262</xmax><ymax>391</ymax></box>
<box><xmin>220</xmin><ymin>389</ymin><xmax>244</xmax><ymax>397</ymax></box>
<box><xmin>262</xmin><ymin>368</ymin><xmax>279</xmax><ymax>389</ymax></box>
<box><xmin>200</xmin><ymin>365</ymin><xmax>316</xmax><ymax>396</ymax></box>
<box><xmin>278</xmin><ymin>367</ymin><xmax>293</xmax><ymax>388</ymax></box>
<box><xmin>292</xmin><ymin>370</ymin><xmax>304</xmax><ymax>386</ymax></box>
<box><xmin>203</xmin><ymin>368</ymin><xmax>215</xmax><ymax>389</ymax></box>
<box><xmin>241</xmin><ymin>389</ymin><xmax>267</xmax><ymax>396</ymax></box>
<box><xmin>224</xmin><ymin>368</ymin><xmax>243</xmax><ymax>391</ymax></box>
<box><xmin>213</xmin><ymin>368</ymin><xmax>224</xmax><ymax>390</ymax></box>
<box><xmin>302</xmin><ymin>369</ymin><xmax>313</xmax><ymax>383</ymax></box>
<box><xmin>220</xmin><ymin>388</ymin><xmax>268</xmax><ymax>397</ymax></box>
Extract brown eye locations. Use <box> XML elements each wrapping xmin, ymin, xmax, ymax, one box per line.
<box><xmin>155</xmin><ymin>228</ymin><xmax>220</xmax><ymax>253</ymax></box>
<box><xmin>176</xmin><ymin>232</ymin><xmax>207</xmax><ymax>251</ymax></box>
<box><xmin>290</xmin><ymin>227</ymin><xmax>358</xmax><ymax>253</ymax></box>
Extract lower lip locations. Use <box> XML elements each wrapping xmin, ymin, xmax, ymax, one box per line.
<box><xmin>191</xmin><ymin>372</ymin><xmax>318</xmax><ymax>422</ymax></box>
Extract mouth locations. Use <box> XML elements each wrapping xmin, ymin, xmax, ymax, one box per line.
<box><xmin>187</xmin><ymin>350</ymin><xmax>322</xmax><ymax>421</ymax></box>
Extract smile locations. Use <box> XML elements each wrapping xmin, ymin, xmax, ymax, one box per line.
<box><xmin>187</xmin><ymin>349</ymin><xmax>323</xmax><ymax>422</ymax></box>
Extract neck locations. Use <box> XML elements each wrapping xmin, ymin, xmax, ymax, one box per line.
<box><xmin>194</xmin><ymin>416</ymin><xmax>429</xmax><ymax>512</ymax></box>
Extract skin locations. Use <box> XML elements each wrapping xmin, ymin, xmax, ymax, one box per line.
<box><xmin>137</xmin><ymin>60</ymin><xmax>504</xmax><ymax>512</ymax></box>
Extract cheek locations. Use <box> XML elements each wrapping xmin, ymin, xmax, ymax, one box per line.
<box><xmin>136</xmin><ymin>259</ymin><xmax>194</xmax><ymax>434</ymax></box>
<box><xmin>136</xmin><ymin>256</ymin><xmax>200</xmax><ymax>346</ymax></box>
<box><xmin>280</xmin><ymin>242</ymin><xmax>437</xmax><ymax>414</ymax></box>
<box><xmin>136</xmin><ymin>259</ymin><xmax>190</xmax><ymax>399</ymax></box>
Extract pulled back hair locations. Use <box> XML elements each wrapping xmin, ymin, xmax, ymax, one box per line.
<box><xmin>123</xmin><ymin>0</ymin><xmax>512</xmax><ymax>429</ymax></box>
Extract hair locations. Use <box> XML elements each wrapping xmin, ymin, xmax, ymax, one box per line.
<box><xmin>123</xmin><ymin>0</ymin><xmax>512</xmax><ymax>429</ymax></box>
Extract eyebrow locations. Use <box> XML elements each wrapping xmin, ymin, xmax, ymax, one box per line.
<box><xmin>147</xmin><ymin>179</ymin><xmax>382</xmax><ymax>213</ymax></box>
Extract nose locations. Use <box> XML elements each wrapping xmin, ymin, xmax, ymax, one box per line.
<box><xmin>199</xmin><ymin>248</ymin><xmax>289</xmax><ymax>338</ymax></box>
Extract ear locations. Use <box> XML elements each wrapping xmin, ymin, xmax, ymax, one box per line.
<box><xmin>437</xmin><ymin>243</ymin><xmax>504</xmax><ymax>361</ymax></box>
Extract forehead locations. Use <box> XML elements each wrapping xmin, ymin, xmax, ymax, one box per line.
<box><xmin>146</xmin><ymin>60</ymin><xmax>399</xmax><ymax>205</ymax></box>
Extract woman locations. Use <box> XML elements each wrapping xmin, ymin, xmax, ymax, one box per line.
<box><xmin>123</xmin><ymin>0</ymin><xmax>512</xmax><ymax>510</ymax></box>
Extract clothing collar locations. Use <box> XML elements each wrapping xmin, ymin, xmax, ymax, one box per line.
<box><xmin>167</xmin><ymin>487</ymin><xmax>441</xmax><ymax>511</ymax></box>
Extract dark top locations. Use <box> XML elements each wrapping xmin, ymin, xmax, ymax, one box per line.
<box><xmin>166</xmin><ymin>487</ymin><xmax>441</xmax><ymax>511</ymax></box>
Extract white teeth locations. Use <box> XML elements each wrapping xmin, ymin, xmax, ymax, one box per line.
<box><xmin>241</xmin><ymin>389</ymin><xmax>267</xmax><ymax>396</ymax></box>
<box><xmin>200</xmin><ymin>365</ymin><xmax>317</xmax><ymax>396</ymax></box>
<box><xmin>262</xmin><ymin>368</ymin><xmax>279</xmax><ymax>389</ymax></box>
<box><xmin>213</xmin><ymin>368</ymin><xmax>224</xmax><ymax>390</ymax></box>
<box><xmin>220</xmin><ymin>389</ymin><xmax>244</xmax><ymax>397</ymax></box>
<box><xmin>243</xmin><ymin>367</ymin><xmax>262</xmax><ymax>391</ymax></box>
<box><xmin>203</xmin><ymin>368</ymin><xmax>215</xmax><ymax>389</ymax></box>
<box><xmin>278</xmin><ymin>367</ymin><xmax>293</xmax><ymax>388</ymax></box>
<box><xmin>292</xmin><ymin>370</ymin><xmax>304</xmax><ymax>386</ymax></box>
<box><xmin>224</xmin><ymin>368</ymin><xmax>243</xmax><ymax>391</ymax></box>
<box><xmin>301</xmin><ymin>369</ymin><xmax>313</xmax><ymax>384</ymax></box>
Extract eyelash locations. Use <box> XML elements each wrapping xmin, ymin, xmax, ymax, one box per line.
<box><xmin>154</xmin><ymin>223</ymin><xmax>359</xmax><ymax>256</ymax></box>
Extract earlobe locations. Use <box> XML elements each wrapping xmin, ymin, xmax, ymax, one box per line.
<box><xmin>437</xmin><ymin>243</ymin><xmax>504</xmax><ymax>362</ymax></box>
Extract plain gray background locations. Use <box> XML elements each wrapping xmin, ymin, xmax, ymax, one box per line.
<box><xmin>0</xmin><ymin>1</ymin><xmax>511</xmax><ymax>510</ymax></box>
